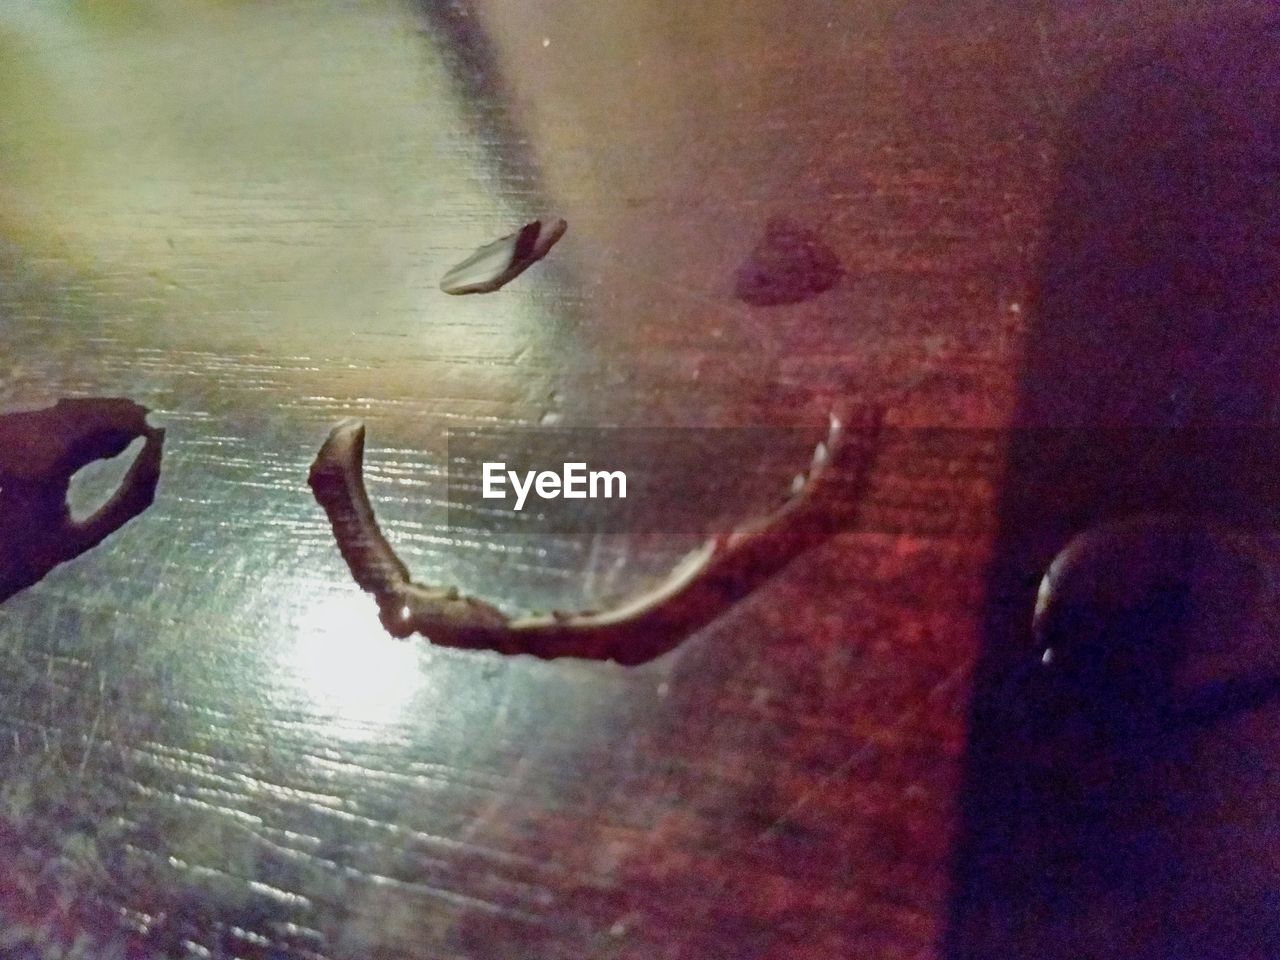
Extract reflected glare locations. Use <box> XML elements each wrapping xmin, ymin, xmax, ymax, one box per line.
<box><xmin>285</xmin><ymin>590</ymin><xmax>423</xmax><ymax>740</ymax></box>
<box><xmin>0</xmin><ymin>0</ymin><xmax>548</xmax><ymax>387</ymax></box>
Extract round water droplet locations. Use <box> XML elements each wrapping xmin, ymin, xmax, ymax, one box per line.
<box><xmin>1033</xmin><ymin>514</ymin><xmax>1280</xmax><ymax>730</ymax></box>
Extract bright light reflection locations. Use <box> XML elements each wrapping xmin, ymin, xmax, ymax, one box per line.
<box><xmin>285</xmin><ymin>590</ymin><xmax>423</xmax><ymax>740</ymax></box>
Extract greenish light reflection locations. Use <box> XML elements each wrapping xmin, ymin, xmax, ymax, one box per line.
<box><xmin>280</xmin><ymin>587</ymin><xmax>424</xmax><ymax>742</ymax></box>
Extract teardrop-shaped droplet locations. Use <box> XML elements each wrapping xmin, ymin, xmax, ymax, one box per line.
<box><xmin>439</xmin><ymin>218</ymin><xmax>567</xmax><ymax>295</ymax></box>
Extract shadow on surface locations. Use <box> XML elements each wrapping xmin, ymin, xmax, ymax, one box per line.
<box><xmin>948</xmin><ymin>16</ymin><xmax>1280</xmax><ymax>960</ymax></box>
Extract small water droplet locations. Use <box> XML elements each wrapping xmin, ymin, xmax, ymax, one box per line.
<box><xmin>734</xmin><ymin>217</ymin><xmax>842</xmax><ymax>306</ymax></box>
<box><xmin>439</xmin><ymin>219</ymin><xmax>567</xmax><ymax>295</ymax></box>
<box><xmin>539</xmin><ymin>410</ymin><xmax>563</xmax><ymax>426</ymax></box>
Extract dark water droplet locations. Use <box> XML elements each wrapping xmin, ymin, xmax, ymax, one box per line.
<box><xmin>1032</xmin><ymin>515</ymin><xmax>1280</xmax><ymax>732</ymax></box>
<box><xmin>733</xmin><ymin>217</ymin><xmax>842</xmax><ymax>306</ymax></box>
<box><xmin>439</xmin><ymin>218</ymin><xmax>567</xmax><ymax>295</ymax></box>
<box><xmin>0</xmin><ymin>398</ymin><xmax>164</xmax><ymax>603</ymax></box>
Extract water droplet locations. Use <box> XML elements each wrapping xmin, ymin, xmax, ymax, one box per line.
<box><xmin>439</xmin><ymin>218</ymin><xmax>567</xmax><ymax>295</ymax></box>
<box><xmin>67</xmin><ymin>436</ymin><xmax>145</xmax><ymax>524</ymax></box>
<box><xmin>539</xmin><ymin>410</ymin><xmax>563</xmax><ymax>426</ymax></box>
<box><xmin>734</xmin><ymin>217</ymin><xmax>842</xmax><ymax>306</ymax></box>
<box><xmin>1033</xmin><ymin>515</ymin><xmax>1280</xmax><ymax>729</ymax></box>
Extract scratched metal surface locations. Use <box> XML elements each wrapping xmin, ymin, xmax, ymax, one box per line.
<box><xmin>0</xmin><ymin>1</ymin><xmax>1261</xmax><ymax>958</ymax></box>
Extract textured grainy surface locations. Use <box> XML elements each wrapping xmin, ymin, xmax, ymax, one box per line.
<box><xmin>0</xmin><ymin>1</ymin><xmax>1270</xmax><ymax>958</ymax></box>
<box><xmin>952</xmin><ymin>13</ymin><xmax>1280</xmax><ymax>960</ymax></box>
